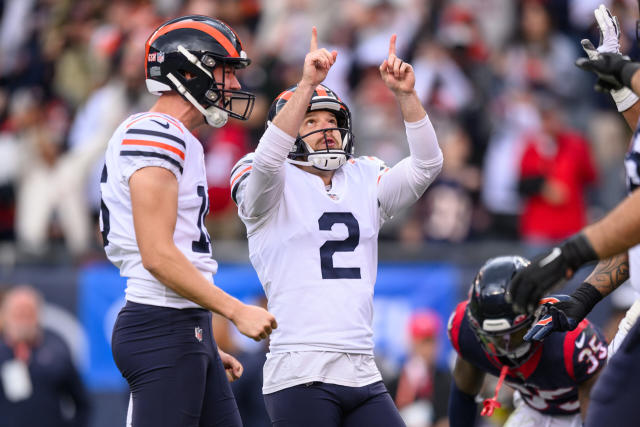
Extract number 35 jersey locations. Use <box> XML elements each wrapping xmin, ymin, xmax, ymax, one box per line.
<box><xmin>100</xmin><ymin>112</ymin><xmax>216</xmax><ymax>309</ymax></box>
<box><xmin>448</xmin><ymin>301</ymin><xmax>607</xmax><ymax>416</ymax></box>
<box><xmin>234</xmin><ymin>156</ymin><xmax>384</xmax><ymax>354</ymax></box>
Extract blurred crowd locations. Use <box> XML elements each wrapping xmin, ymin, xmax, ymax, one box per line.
<box><xmin>0</xmin><ymin>0</ymin><xmax>637</xmax><ymax>260</ymax></box>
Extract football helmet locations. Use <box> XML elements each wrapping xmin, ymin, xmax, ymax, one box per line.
<box><xmin>145</xmin><ymin>15</ymin><xmax>255</xmax><ymax>127</ymax></box>
<box><xmin>467</xmin><ymin>256</ymin><xmax>535</xmax><ymax>364</ymax></box>
<box><xmin>267</xmin><ymin>84</ymin><xmax>354</xmax><ymax>170</ymax></box>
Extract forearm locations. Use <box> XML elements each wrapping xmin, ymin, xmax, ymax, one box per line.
<box><xmin>584</xmin><ymin>189</ymin><xmax>640</xmax><ymax>258</ymax></box>
<box><xmin>621</xmin><ymin>97</ymin><xmax>640</xmax><ymax>128</ymax></box>
<box><xmin>144</xmin><ymin>244</ymin><xmax>241</xmax><ymax>319</ymax></box>
<box><xmin>395</xmin><ymin>90</ymin><xmax>426</xmax><ymax>123</ymax></box>
<box><xmin>583</xmin><ymin>252</ymin><xmax>629</xmax><ymax>297</ymax></box>
<box><xmin>378</xmin><ymin>115</ymin><xmax>442</xmax><ymax>217</ymax></box>
<box><xmin>631</xmin><ymin>69</ymin><xmax>640</xmax><ymax>99</ymax></box>
<box><xmin>271</xmin><ymin>82</ymin><xmax>316</xmax><ymax>138</ymax></box>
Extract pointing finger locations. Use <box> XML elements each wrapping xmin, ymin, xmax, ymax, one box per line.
<box><xmin>388</xmin><ymin>34</ymin><xmax>397</xmax><ymax>56</ymax></box>
<box><xmin>310</xmin><ymin>26</ymin><xmax>318</xmax><ymax>52</ymax></box>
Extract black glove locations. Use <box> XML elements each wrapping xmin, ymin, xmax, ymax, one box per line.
<box><xmin>576</xmin><ymin>52</ymin><xmax>640</xmax><ymax>92</ymax></box>
<box><xmin>523</xmin><ymin>283</ymin><xmax>603</xmax><ymax>341</ymax></box>
<box><xmin>507</xmin><ymin>233</ymin><xmax>598</xmax><ymax>314</ymax></box>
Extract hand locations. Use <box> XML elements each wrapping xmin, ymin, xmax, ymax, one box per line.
<box><xmin>300</xmin><ymin>27</ymin><xmax>338</xmax><ymax>88</ymax></box>
<box><xmin>581</xmin><ymin>4</ymin><xmax>620</xmax><ymax>60</ymax></box>
<box><xmin>524</xmin><ymin>295</ymin><xmax>583</xmax><ymax>341</ymax></box>
<box><xmin>218</xmin><ymin>348</ymin><xmax>243</xmax><ymax>382</ymax></box>
<box><xmin>576</xmin><ymin>52</ymin><xmax>636</xmax><ymax>92</ymax></box>
<box><xmin>230</xmin><ymin>303</ymin><xmax>277</xmax><ymax>342</ymax></box>
<box><xmin>379</xmin><ymin>34</ymin><xmax>415</xmax><ymax>95</ymax></box>
<box><xmin>508</xmin><ymin>234</ymin><xmax>598</xmax><ymax>314</ymax></box>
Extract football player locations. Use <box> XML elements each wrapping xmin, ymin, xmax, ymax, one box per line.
<box><xmin>100</xmin><ymin>16</ymin><xmax>276</xmax><ymax>427</ymax></box>
<box><xmin>508</xmin><ymin>5</ymin><xmax>640</xmax><ymax>426</ymax></box>
<box><xmin>449</xmin><ymin>256</ymin><xmax>607</xmax><ymax>427</ymax></box>
<box><xmin>230</xmin><ymin>28</ymin><xmax>443</xmax><ymax>426</ymax></box>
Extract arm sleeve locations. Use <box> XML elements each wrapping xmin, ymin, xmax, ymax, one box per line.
<box><xmin>377</xmin><ymin>115</ymin><xmax>443</xmax><ymax>220</ymax></box>
<box><xmin>448</xmin><ymin>380</ymin><xmax>478</xmax><ymax>427</ymax></box>
<box><xmin>236</xmin><ymin>122</ymin><xmax>296</xmax><ymax>221</ymax></box>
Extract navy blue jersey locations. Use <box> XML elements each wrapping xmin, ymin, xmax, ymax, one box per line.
<box><xmin>448</xmin><ymin>301</ymin><xmax>607</xmax><ymax>416</ymax></box>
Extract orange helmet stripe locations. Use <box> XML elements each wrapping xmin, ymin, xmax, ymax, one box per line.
<box><xmin>277</xmin><ymin>90</ymin><xmax>294</xmax><ymax>101</ymax></box>
<box><xmin>315</xmin><ymin>86</ymin><xmax>328</xmax><ymax>96</ymax></box>
<box><xmin>146</xmin><ymin>20</ymin><xmax>240</xmax><ymax>78</ymax></box>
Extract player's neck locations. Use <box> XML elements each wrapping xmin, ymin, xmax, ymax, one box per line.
<box><xmin>297</xmin><ymin>164</ymin><xmax>335</xmax><ymax>186</ymax></box>
<box><xmin>149</xmin><ymin>93</ymin><xmax>205</xmax><ymax>132</ymax></box>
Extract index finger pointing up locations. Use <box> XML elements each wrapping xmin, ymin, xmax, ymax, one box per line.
<box><xmin>310</xmin><ymin>26</ymin><xmax>318</xmax><ymax>52</ymax></box>
<box><xmin>388</xmin><ymin>34</ymin><xmax>397</xmax><ymax>56</ymax></box>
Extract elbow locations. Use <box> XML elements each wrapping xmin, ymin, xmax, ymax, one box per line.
<box><xmin>141</xmin><ymin>253</ymin><xmax>162</xmax><ymax>275</ymax></box>
<box><xmin>140</xmin><ymin>245</ymin><xmax>173</xmax><ymax>275</ymax></box>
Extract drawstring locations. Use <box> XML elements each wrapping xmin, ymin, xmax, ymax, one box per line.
<box><xmin>481</xmin><ymin>365</ymin><xmax>509</xmax><ymax>417</ymax></box>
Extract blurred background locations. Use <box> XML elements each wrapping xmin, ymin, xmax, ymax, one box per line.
<box><xmin>0</xmin><ymin>0</ymin><xmax>637</xmax><ymax>426</ymax></box>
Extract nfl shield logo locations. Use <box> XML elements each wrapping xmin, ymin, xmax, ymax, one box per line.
<box><xmin>157</xmin><ymin>52</ymin><xmax>165</xmax><ymax>63</ymax></box>
<box><xmin>195</xmin><ymin>326</ymin><xmax>203</xmax><ymax>342</ymax></box>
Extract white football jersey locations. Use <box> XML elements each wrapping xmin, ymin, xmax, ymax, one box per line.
<box><xmin>100</xmin><ymin>112</ymin><xmax>217</xmax><ymax>309</ymax></box>
<box><xmin>232</xmin><ymin>155</ymin><xmax>389</xmax><ymax>354</ymax></box>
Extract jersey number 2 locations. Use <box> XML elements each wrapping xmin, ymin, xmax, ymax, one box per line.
<box><xmin>318</xmin><ymin>212</ymin><xmax>361</xmax><ymax>279</ymax></box>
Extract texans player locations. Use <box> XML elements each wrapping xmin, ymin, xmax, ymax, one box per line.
<box><xmin>448</xmin><ymin>256</ymin><xmax>606</xmax><ymax>427</ymax></box>
<box><xmin>507</xmin><ymin>5</ymin><xmax>640</xmax><ymax>425</ymax></box>
<box><xmin>230</xmin><ymin>28</ymin><xmax>443</xmax><ymax>426</ymax></box>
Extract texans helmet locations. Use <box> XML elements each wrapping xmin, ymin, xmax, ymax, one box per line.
<box><xmin>145</xmin><ymin>15</ymin><xmax>255</xmax><ymax>127</ymax></box>
<box><xmin>467</xmin><ymin>256</ymin><xmax>536</xmax><ymax>363</ymax></box>
<box><xmin>267</xmin><ymin>84</ymin><xmax>354</xmax><ymax>170</ymax></box>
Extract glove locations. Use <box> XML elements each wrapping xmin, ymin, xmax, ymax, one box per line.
<box><xmin>524</xmin><ymin>283</ymin><xmax>603</xmax><ymax>342</ymax></box>
<box><xmin>581</xmin><ymin>4</ymin><xmax>638</xmax><ymax>111</ymax></box>
<box><xmin>507</xmin><ymin>233</ymin><xmax>598</xmax><ymax>314</ymax></box>
<box><xmin>576</xmin><ymin>52</ymin><xmax>640</xmax><ymax>93</ymax></box>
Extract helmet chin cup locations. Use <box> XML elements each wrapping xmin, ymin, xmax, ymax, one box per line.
<box><xmin>309</xmin><ymin>152</ymin><xmax>347</xmax><ymax>170</ymax></box>
<box><xmin>167</xmin><ymin>73</ymin><xmax>228</xmax><ymax>128</ymax></box>
<box><xmin>204</xmin><ymin>106</ymin><xmax>228</xmax><ymax>128</ymax></box>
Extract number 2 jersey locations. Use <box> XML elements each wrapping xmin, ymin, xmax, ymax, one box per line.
<box><xmin>231</xmin><ymin>119</ymin><xmax>443</xmax><ymax>392</ymax></box>
<box><xmin>448</xmin><ymin>301</ymin><xmax>607</xmax><ymax>416</ymax></box>
<box><xmin>100</xmin><ymin>112</ymin><xmax>216</xmax><ymax>309</ymax></box>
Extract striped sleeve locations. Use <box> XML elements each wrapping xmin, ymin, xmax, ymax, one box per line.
<box><xmin>118</xmin><ymin>115</ymin><xmax>186</xmax><ymax>182</ymax></box>
<box><xmin>230</xmin><ymin>152</ymin><xmax>255</xmax><ymax>205</ymax></box>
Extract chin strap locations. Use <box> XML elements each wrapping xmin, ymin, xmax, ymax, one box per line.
<box><xmin>166</xmin><ymin>73</ymin><xmax>228</xmax><ymax>128</ymax></box>
<box><xmin>481</xmin><ymin>365</ymin><xmax>509</xmax><ymax>417</ymax></box>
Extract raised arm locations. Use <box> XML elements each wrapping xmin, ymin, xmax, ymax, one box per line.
<box><xmin>376</xmin><ymin>34</ymin><xmax>443</xmax><ymax>219</ymax></box>
<box><xmin>238</xmin><ymin>27</ymin><xmax>337</xmax><ymax>219</ymax></box>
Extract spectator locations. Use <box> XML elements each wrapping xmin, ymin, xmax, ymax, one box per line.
<box><xmin>392</xmin><ymin>310</ymin><xmax>450</xmax><ymax>427</ymax></box>
<box><xmin>518</xmin><ymin>93</ymin><xmax>597</xmax><ymax>246</ymax></box>
<box><xmin>0</xmin><ymin>285</ymin><xmax>90</xmax><ymax>427</ymax></box>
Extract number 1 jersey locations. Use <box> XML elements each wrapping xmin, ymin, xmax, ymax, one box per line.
<box><xmin>100</xmin><ymin>112</ymin><xmax>216</xmax><ymax>309</ymax></box>
<box><xmin>234</xmin><ymin>156</ymin><xmax>384</xmax><ymax>354</ymax></box>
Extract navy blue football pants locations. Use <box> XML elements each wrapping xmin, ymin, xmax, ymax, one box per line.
<box><xmin>111</xmin><ymin>301</ymin><xmax>241</xmax><ymax>427</ymax></box>
<box><xmin>586</xmin><ymin>316</ymin><xmax>640</xmax><ymax>426</ymax></box>
<box><xmin>263</xmin><ymin>380</ymin><xmax>405</xmax><ymax>427</ymax></box>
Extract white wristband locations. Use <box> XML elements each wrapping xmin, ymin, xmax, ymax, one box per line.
<box><xmin>611</xmin><ymin>87</ymin><xmax>639</xmax><ymax>112</ymax></box>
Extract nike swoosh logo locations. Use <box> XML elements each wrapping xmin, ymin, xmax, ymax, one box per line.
<box><xmin>151</xmin><ymin>119</ymin><xmax>170</xmax><ymax>129</ymax></box>
<box><xmin>539</xmin><ymin>247</ymin><xmax>561</xmax><ymax>267</ymax></box>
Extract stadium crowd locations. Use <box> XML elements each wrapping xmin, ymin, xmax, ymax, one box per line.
<box><xmin>0</xmin><ymin>0</ymin><xmax>639</xmax><ymax>426</ymax></box>
<box><xmin>0</xmin><ymin>0</ymin><xmax>635</xmax><ymax>256</ymax></box>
